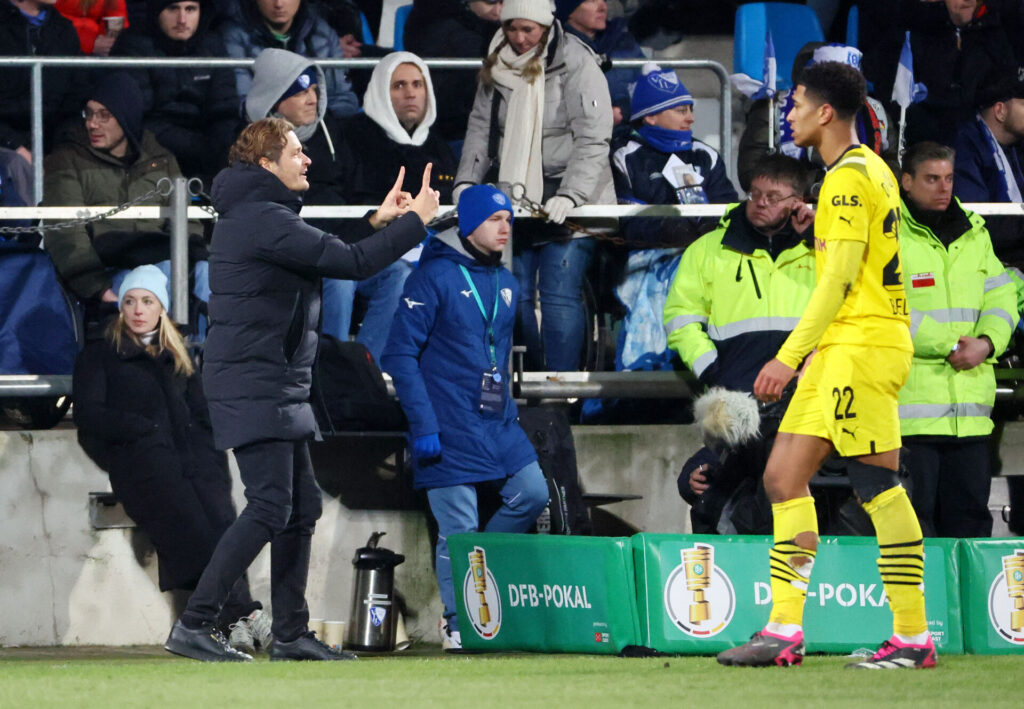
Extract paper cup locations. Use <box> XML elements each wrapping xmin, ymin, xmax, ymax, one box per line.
<box><xmin>322</xmin><ymin>620</ymin><xmax>346</xmax><ymax>650</ymax></box>
<box><xmin>394</xmin><ymin>612</ymin><xmax>411</xmax><ymax>651</ymax></box>
<box><xmin>103</xmin><ymin>17</ymin><xmax>125</xmax><ymax>35</ymax></box>
<box><xmin>308</xmin><ymin>618</ymin><xmax>325</xmax><ymax>638</ymax></box>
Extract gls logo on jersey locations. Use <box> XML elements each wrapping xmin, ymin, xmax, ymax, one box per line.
<box><xmin>831</xmin><ymin>195</ymin><xmax>861</xmax><ymax>207</ymax></box>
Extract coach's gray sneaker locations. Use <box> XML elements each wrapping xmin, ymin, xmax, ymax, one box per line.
<box><xmin>165</xmin><ymin>619</ymin><xmax>253</xmax><ymax>662</ymax></box>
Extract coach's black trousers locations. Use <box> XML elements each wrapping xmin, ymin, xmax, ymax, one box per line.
<box><xmin>182</xmin><ymin>439</ymin><xmax>323</xmax><ymax>643</ymax></box>
<box><xmin>903</xmin><ymin>436</ymin><xmax>992</xmax><ymax>538</ymax></box>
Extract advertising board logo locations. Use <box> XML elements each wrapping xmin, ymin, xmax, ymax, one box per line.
<box><xmin>663</xmin><ymin>543</ymin><xmax>735</xmax><ymax>637</ymax></box>
<box><xmin>462</xmin><ymin>546</ymin><xmax>502</xmax><ymax>640</ymax></box>
<box><xmin>987</xmin><ymin>549</ymin><xmax>1024</xmax><ymax>643</ymax></box>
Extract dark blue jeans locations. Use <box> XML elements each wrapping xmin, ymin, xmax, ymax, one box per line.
<box><xmin>514</xmin><ymin>236</ymin><xmax>595</xmax><ymax>371</ymax></box>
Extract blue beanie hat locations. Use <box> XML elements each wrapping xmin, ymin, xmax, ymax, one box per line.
<box><xmin>277</xmin><ymin>67</ymin><xmax>318</xmax><ymax>106</ymax></box>
<box><xmin>629</xmin><ymin>63</ymin><xmax>692</xmax><ymax>121</ymax></box>
<box><xmin>118</xmin><ymin>265</ymin><xmax>170</xmax><ymax>313</ymax></box>
<box><xmin>555</xmin><ymin>0</ymin><xmax>585</xmax><ymax>24</ymax></box>
<box><xmin>458</xmin><ymin>184</ymin><xmax>514</xmax><ymax>237</ymax></box>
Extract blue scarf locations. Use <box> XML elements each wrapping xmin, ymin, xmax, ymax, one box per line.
<box><xmin>637</xmin><ymin>124</ymin><xmax>692</xmax><ymax>154</ymax></box>
<box><xmin>20</xmin><ymin>7</ymin><xmax>48</xmax><ymax>26</ymax></box>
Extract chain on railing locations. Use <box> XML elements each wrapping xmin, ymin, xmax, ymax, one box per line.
<box><xmin>507</xmin><ymin>182</ymin><xmax>707</xmax><ymax>250</ymax></box>
<box><xmin>0</xmin><ymin>177</ymin><xmax>175</xmax><ymax>236</ymax></box>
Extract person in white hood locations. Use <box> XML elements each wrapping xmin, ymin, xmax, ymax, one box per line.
<box><xmin>320</xmin><ymin>51</ymin><xmax>458</xmax><ymax>360</ymax></box>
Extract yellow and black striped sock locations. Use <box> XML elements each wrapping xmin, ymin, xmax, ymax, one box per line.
<box><xmin>768</xmin><ymin>496</ymin><xmax>818</xmax><ymax>627</ymax></box>
<box><xmin>863</xmin><ymin>485</ymin><xmax>927</xmax><ymax>637</ymax></box>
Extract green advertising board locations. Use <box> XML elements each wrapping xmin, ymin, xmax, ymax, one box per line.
<box><xmin>959</xmin><ymin>538</ymin><xmax>1024</xmax><ymax>654</ymax></box>
<box><xmin>449</xmin><ymin>533</ymin><xmax>640</xmax><ymax>654</ymax></box>
<box><xmin>633</xmin><ymin>534</ymin><xmax>962</xmax><ymax>655</ymax></box>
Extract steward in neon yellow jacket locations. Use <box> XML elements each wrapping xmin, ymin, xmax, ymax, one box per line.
<box><xmin>898</xmin><ymin>197</ymin><xmax>1018</xmax><ymax>438</ymax></box>
<box><xmin>663</xmin><ymin>202</ymin><xmax>816</xmax><ymax>392</ymax></box>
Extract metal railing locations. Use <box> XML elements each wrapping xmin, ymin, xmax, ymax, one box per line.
<box><xmin>2</xmin><ymin>55</ymin><xmax>733</xmax><ymax>204</ymax></box>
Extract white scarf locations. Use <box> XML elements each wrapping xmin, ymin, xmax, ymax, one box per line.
<box><xmin>977</xmin><ymin>113</ymin><xmax>1023</xmax><ymax>203</ymax></box>
<box><xmin>487</xmin><ymin>28</ymin><xmax>550</xmax><ymax>202</ymax></box>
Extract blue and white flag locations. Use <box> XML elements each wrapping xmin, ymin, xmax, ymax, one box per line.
<box><xmin>891</xmin><ymin>31</ymin><xmax>927</xmax><ymax>108</ymax></box>
<box><xmin>730</xmin><ymin>29</ymin><xmax>778</xmax><ymax>100</ymax></box>
<box><xmin>759</xmin><ymin>28</ymin><xmax>777</xmax><ymax>100</ymax></box>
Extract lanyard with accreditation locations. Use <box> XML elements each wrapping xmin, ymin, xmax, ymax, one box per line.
<box><xmin>459</xmin><ymin>264</ymin><xmax>505</xmax><ymax>415</ymax></box>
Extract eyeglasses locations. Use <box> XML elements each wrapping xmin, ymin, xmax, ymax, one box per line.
<box><xmin>748</xmin><ymin>189</ymin><xmax>798</xmax><ymax>206</ymax></box>
<box><xmin>82</xmin><ymin>108</ymin><xmax>114</xmax><ymax>124</ymax></box>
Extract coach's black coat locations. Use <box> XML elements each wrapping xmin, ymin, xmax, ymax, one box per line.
<box><xmin>203</xmin><ymin>162</ymin><xmax>426</xmax><ymax>449</ymax></box>
<box><xmin>73</xmin><ymin>336</ymin><xmax>236</xmax><ymax>592</ymax></box>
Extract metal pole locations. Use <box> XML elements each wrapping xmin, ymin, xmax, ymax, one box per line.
<box><xmin>31</xmin><ymin>63</ymin><xmax>44</xmax><ymax>205</ymax></box>
<box><xmin>170</xmin><ymin>176</ymin><xmax>189</xmax><ymax>325</ymax></box>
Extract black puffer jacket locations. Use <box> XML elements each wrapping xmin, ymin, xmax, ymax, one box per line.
<box><xmin>111</xmin><ymin>0</ymin><xmax>239</xmax><ymax>183</ymax></box>
<box><xmin>202</xmin><ymin>163</ymin><xmax>427</xmax><ymax>449</ymax></box>
<box><xmin>0</xmin><ymin>2</ymin><xmax>83</xmax><ymax>152</ymax></box>
<box><xmin>73</xmin><ymin>335</ymin><xmax>233</xmax><ymax>590</ymax></box>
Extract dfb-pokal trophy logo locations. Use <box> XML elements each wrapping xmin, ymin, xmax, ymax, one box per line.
<box><xmin>988</xmin><ymin>549</ymin><xmax>1024</xmax><ymax>644</ymax></box>
<box><xmin>463</xmin><ymin>546</ymin><xmax>502</xmax><ymax>640</ymax></box>
<box><xmin>663</xmin><ymin>542</ymin><xmax>736</xmax><ymax>637</ymax></box>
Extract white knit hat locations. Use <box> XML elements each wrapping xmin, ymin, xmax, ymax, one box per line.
<box><xmin>500</xmin><ymin>0</ymin><xmax>554</xmax><ymax>25</ymax></box>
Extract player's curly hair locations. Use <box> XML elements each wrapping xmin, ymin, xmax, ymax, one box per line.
<box><xmin>796</xmin><ymin>61</ymin><xmax>866</xmax><ymax>121</ymax></box>
<box><xmin>228</xmin><ymin>117</ymin><xmax>294</xmax><ymax>167</ymax></box>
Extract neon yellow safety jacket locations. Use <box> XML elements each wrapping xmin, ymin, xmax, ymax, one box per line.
<box><xmin>898</xmin><ymin>198</ymin><xmax>1019</xmax><ymax>437</ymax></box>
<box><xmin>663</xmin><ymin>203</ymin><xmax>817</xmax><ymax>391</ymax></box>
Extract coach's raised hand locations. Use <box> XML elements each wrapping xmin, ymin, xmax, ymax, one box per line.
<box><xmin>370</xmin><ymin>166</ymin><xmax>413</xmax><ymax>228</ymax></box>
<box><xmin>410</xmin><ymin>162</ymin><xmax>441</xmax><ymax>225</ymax></box>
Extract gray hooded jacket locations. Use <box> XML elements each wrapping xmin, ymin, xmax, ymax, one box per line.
<box><xmin>245</xmin><ymin>48</ymin><xmax>329</xmax><ymax>145</ymax></box>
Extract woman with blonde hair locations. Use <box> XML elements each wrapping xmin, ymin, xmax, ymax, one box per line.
<box><xmin>453</xmin><ymin>0</ymin><xmax>614</xmax><ymax>371</ymax></box>
<box><xmin>73</xmin><ymin>265</ymin><xmax>270</xmax><ymax>655</ymax></box>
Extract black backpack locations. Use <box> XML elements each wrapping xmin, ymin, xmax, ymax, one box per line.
<box><xmin>312</xmin><ymin>335</ymin><xmax>407</xmax><ymax>433</ymax></box>
<box><xmin>518</xmin><ymin>407</ymin><xmax>592</xmax><ymax>535</ymax></box>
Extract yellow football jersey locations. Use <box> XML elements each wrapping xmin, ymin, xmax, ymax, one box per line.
<box><xmin>814</xmin><ymin>145</ymin><xmax>912</xmax><ymax>352</ymax></box>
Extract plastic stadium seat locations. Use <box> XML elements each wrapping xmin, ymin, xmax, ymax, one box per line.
<box><xmin>734</xmin><ymin>2</ymin><xmax>825</xmax><ymax>91</ymax></box>
<box><xmin>393</xmin><ymin>4</ymin><xmax>412</xmax><ymax>51</ymax></box>
<box><xmin>846</xmin><ymin>4</ymin><xmax>858</xmax><ymax>48</ymax></box>
<box><xmin>360</xmin><ymin>12</ymin><xmax>375</xmax><ymax>45</ymax></box>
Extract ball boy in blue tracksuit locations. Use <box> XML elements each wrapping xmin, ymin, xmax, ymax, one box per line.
<box><xmin>381</xmin><ymin>185</ymin><xmax>548</xmax><ymax>651</ymax></box>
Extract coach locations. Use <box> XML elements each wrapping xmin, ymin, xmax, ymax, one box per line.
<box><xmin>165</xmin><ymin>117</ymin><xmax>440</xmax><ymax>662</ymax></box>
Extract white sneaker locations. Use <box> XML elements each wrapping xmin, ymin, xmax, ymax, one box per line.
<box><xmin>438</xmin><ymin>616</ymin><xmax>462</xmax><ymax>652</ymax></box>
<box><xmin>229</xmin><ymin>609</ymin><xmax>274</xmax><ymax>653</ymax></box>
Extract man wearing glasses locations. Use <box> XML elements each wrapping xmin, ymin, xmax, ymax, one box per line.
<box><xmin>663</xmin><ymin>154</ymin><xmax>815</xmax><ymax>534</ymax></box>
<box><xmin>43</xmin><ymin>71</ymin><xmax>207</xmax><ymax>319</ymax></box>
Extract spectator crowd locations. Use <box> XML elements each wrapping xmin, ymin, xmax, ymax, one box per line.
<box><xmin>2</xmin><ymin>0</ymin><xmax>1024</xmax><ymax>655</ymax></box>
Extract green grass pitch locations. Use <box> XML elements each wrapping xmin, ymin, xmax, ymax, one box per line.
<box><xmin>1</xmin><ymin>647</ymin><xmax>1022</xmax><ymax>708</ymax></box>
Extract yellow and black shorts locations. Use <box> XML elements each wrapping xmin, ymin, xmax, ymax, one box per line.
<box><xmin>779</xmin><ymin>344</ymin><xmax>911</xmax><ymax>457</ymax></box>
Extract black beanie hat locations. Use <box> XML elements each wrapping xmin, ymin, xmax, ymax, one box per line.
<box><xmin>89</xmin><ymin>72</ymin><xmax>145</xmax><ymax>153</ymax></box>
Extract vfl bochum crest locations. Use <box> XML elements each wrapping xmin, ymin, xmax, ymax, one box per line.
<box><xmin>501</xmin><ymin>288</ymin><xmax>512</xmax><ymax>307</ymax></box>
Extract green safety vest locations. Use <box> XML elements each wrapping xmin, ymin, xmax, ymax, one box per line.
<box><xmin>664</xmin><ymin>204</ymin><xmax>816</xmax><ymax>379</ymax></box>
<box><xmin>898</xmin><ymin>198</ymin><xmax>1019</xmax><ymax>437</ymax></box>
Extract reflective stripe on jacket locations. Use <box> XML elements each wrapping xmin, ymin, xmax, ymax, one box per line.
<box><xmin>663</xmin><ymin>203</ymin><xmax>816</xmax><ymax>391</ymax></box>
<box><xmin>898</xmin><ymin>198</ymin><xmax>1018</xmax><ymax>437</ymax></box>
